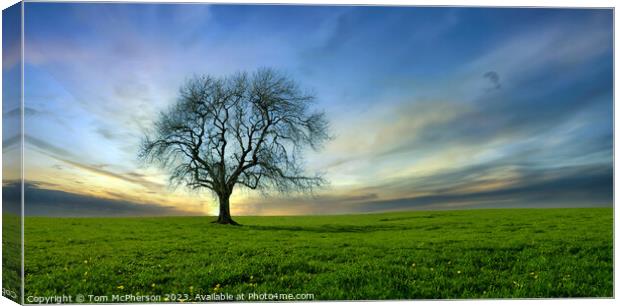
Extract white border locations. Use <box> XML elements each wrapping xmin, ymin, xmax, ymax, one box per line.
<box><xmin>0</xmin><ymin>1</ymin><xmax>617</xmax><ymax>306</ymax></box>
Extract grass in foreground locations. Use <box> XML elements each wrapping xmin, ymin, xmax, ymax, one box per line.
<box><xmin>24</xmin><ymin>208</ymin><xmax>612</xmax><ymax>300</ymax></box>
<box><xmin>3</xmin><ymin>214</ymin><xmax>22</xmax><ymax>303</ymax></box>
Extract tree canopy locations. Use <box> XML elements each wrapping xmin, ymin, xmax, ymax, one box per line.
<box><xmin>139</xmin><ymin>68</ymin><xmax>330</xmax><ymax>224</ymax></box>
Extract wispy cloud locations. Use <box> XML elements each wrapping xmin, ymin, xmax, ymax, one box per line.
<box><xmin>25</xmin><ymin>135</ymin><xmax>165</xmax><ymax>191</ymax></box>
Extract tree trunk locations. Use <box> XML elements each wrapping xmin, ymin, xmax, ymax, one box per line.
<box><xmin>213</xmin><ymin>193</ymin><xmax>239</xmax><ymax>225</ymax></box>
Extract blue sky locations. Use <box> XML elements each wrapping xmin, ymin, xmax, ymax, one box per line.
<box><xmin>12</xmin><ymin>4</ymin><xmax>613</xmax><ymax>216</ymax></box>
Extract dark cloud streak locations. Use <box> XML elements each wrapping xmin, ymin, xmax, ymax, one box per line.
<box><xmin>243</xmin><ymin>163</ymin><xmax>612</xmax><ymax>215</ymax></box>
<box><xmin>3</xmin><ymin>181</ymin><xmax>198</xmax><ymax>217</ymax></box>
<box><xmin>355</xmin><ymin>165</ymin><xmax>612</xmax><ymax>213</ymax></box>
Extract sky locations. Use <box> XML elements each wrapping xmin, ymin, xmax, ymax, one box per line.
<box><xmin>4</xmin><ymin>3</ymin><xmax>613</xmax><ymax>216</ymax></box>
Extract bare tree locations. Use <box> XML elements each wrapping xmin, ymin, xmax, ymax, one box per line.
<box><xmin>139</xmin><ymin>68</ymin><xmax>330</xmax><ymax>225</ymax></box>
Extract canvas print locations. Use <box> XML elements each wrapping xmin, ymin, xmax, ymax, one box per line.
<box><xmin>2</xmin><ymin>2</ymin><xmax>614</xmax><ymax>304</ymax></box>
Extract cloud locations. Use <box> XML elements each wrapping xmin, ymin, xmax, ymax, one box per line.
<box><xmin>25</xmin><ymin>135</ymin><xmax>165</xmax><ymax>191</ymax></box>
<box><xmin>239</xmin><ymin>163</ymin><xmax>612</xmax><ymax>215</ymax></box>
<box><xmin>2</xmin><ymin>135</ymin><xmax>21</xmax><ymax>151</ymax></box>
<box><xmin>3</xmin><ymin>181</ymin><xmax>199</xmax><ymax>217</ymax></box>
<box><xmin>355</xmin><ymin>164</ymin><xmax>612</xmax><ymax>212</ymax></box>
<box><xmin>3</xmin><ymin>107</ymin><xmax>42</xmax><ymax>118</ymax></box>
<box><xmin>95</xmin><ymin>126</ymin><xmax>122</xmax><ymax>141</ymax></box>
<box><xmin>483</xmin><ymin>71</ymin><xmax>501</xmax><ymax>91</ymax></box>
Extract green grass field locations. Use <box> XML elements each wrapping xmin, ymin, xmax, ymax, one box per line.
<box><xmin>3</xmin><ymin>214</ymin><xmax>22</xmax><ymax>303</ymax></box>
<box><xmin>23</xmin><ymin>208</ymin><xmax>612</xmax><ymax>301</ymax></box>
